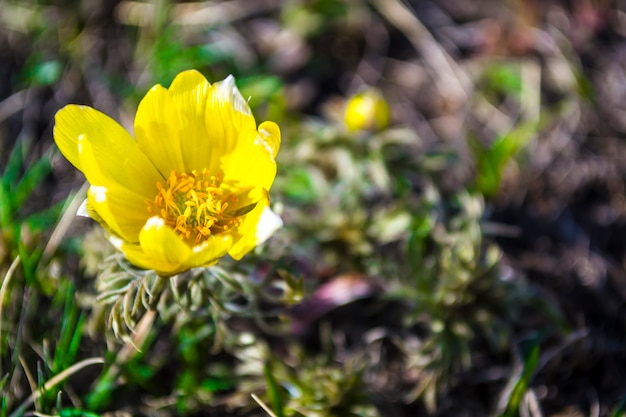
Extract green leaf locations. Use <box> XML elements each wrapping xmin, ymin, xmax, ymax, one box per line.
<box><xmin>471</xmin><ymin>121</ymin><xmax>537</xmax><ymax>198</ymax></box>
<box><xmin>14</xmin><ymin>152</ymin><xmax>51</xmax><ymax>211</ymax></box>
<box><xmin>23</xmin><ymin>60</ymin><xmax>63</xmax><ymax>87</ymax></box>
<box><xmin>482</xmin><ymin>63</ymin><xmax>522</xmax><ymax>98</ymax></box>
<box><xmin>0</xmin><ymin>183</ymin><xmax>13</xmax><ymax>232</ymax></box>
<box><xmin>17</xmin><ymin>237</ymin><xmax>42</xmax><ymax>285</ymax></box>
<box><xmin>574</xmin><ymin>69</ymin><xmax>594</xmax><ymax>102</ymax></box>
<box><xmin>281</xmin><ymin>168</ymin><xmax>319</xmax><ymax>204</ymax></box>
<box><xmin>0</xmin><ymin>143</ymin><xmax>23</xmax><ymax>226</ymax></box>
<box><xmin>201</xmin><ymin>377</ymin><xmax>232</xmax><ymax>392</ymax></box>
<box><xmin>1</xmin><ymin>395</ymin><xmax>7</xmax><ymax>417</ymax></box>
<box><xmin>499</xmin><ymin>341</ymin><xmax>540</xmax><ymax>417</ymax></box>
<box><xmin>23</xmin><ymin>199</ymin><xmax>65</xmax><ymax>230</ymax></box>
<box><xmin>59</xmin><ymin>408</ymin><xmax>102</xmax><ymax>417</ymax></box>
<box><xmin>264</xmin><ymin>362</ymin><xmax>285</xmax><ymax>417</ymax></box>
<box><xmin>53</xmin><ymin>283</ymin><xmax>84</xmax><ymax>373</ymax></box>
<box><xmin>0</xmin><ymin>374</ymin><xmax>9</xmax><ymax>394</ymax></box>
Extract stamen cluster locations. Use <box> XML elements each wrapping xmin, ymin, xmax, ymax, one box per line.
<box><xmin>148</xmin><ymin>168</ymin><xmax>240</xmax><ymax>242</ymax></box>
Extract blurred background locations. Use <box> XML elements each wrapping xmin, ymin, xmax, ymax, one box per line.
<box><xmin>1</xmin><ymin>0</ymin><xmax>626</xmax><ymax>416</ymax></box>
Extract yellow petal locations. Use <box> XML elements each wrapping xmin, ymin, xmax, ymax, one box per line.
<box><xmin>139</xmin><ymin>217</ymin><xmax>192</xmax><ymax>270</ymax></box>
<box><xmin>257</xmin><ymin>121</ymin><xmax>281</xmax><ymax>159</ymax></box>
<box><xmin>121</xmin><ymin>217</ymin><xmax>235</xmax><ymax>276</ymax></box>
<box><xmin>186</xmin><ymin>234</ymin><xmax>234</xmax><ymax>267</ymax></box>
<box><xmin>112</xmin><ymin>237</ymin><xmax>184</xmax><ymax>276</ymax></box>
<box><xmin>84</xmin><ymin>185</ymin><xmax>148</xmax><ymax>243</ymax></box>
<box><xmin>202</xmin><ymin>76</ymin><xmax>257</xmax><ymax>171</ymax></box>
<box><xmin>220</xmin><ymin>128</ymin><xmax>278</xmax><ymax>191</ymax></box>
<box><xmin>228</xmin><ymin>196</ymin><xmax>282</xmax><ymax>260</ymax></box>
<box><xmin>54</xmin><ymin>105</ymin><xmax>162</xmax><ymax>198</ymax></box>
<box><xmin>212</xmin><ymin>75</ymin><xmax>253</xmax><ymax>119</ymax></box>
<box><xmin>134</xmin><ymin>84</ymin><xmax>186</xmax><ymax>176</ymax></box>
<box><xmin>165</xmin><ymin>70</ymin><xmax>214</xmax><ymax>173</ymax></box>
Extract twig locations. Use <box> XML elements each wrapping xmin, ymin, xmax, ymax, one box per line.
<box><xmin>588</xmin><ymin>387</ymin><xmax>600</xmax><ymax>417</ymax></box>
<box><xmin>115</xmin><ymin>0</ymin><xmax>281</xmax><ymax>27</ymax></box>
<box><xmin>18</xmin><ymin>356</ymin><xmax>38</xmax><ymax>411</ymax></box>
<box><xmin>0</xmin><ymin>255</ymin><xmax>21</xmax><ymax>375</ymax></box>
<box><xmin>0</xmin><ymin>90</ymin><xmax>28</xmax><ymax>124</ymax></box>
<box><xmin>521</xmin><ymin>389</ymin><xmax>544</xmax><ymax>417</ymax></box>
<box><xmin>41</xmin><ymin>182</ymin><xmax>89</xmax><ymax>264</ymax></box>
<box><xmin>251</xmin><ymin>393</ymin><xmax>279</xmax><ymax>417</ymax></box>
<box><xmin>371</xmin><ymin>0</ymin><xmax>471</xmax><ymax>105</ymax></box>
<box><xmin>536</xmin><ymin>328</ymin><xmax>588</xmax><ymax>371</ymax></box>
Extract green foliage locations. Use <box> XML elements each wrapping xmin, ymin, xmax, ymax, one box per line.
<box><xmin>58</xmin><ymin>408</ymin><xmax>102</xmax><ymax>417</ymax></box>
<box><xmin>21</xmin><ymin>57</ymin><xmax>63</xmax><ymax>87</ymax></box>
<box><xmin>247</xmin><ymin>345</ymin><xmax>379</xmax><ymax>417</ymax></box>
<box><xmin>238</xmin><ymin>75</ymin><xmax>287</xmax><ymax>122</ymax></box>
<box><xmin>498</xmin><ymin>340</ymin><xmax>540</xmax><ymax>417</ymax></box>
<box><xmin>0</xmin><ymin>142</ymin><xmax>63</xmax><ymax>281</ymax></box>
<box><xmin>280</xmin><ymin>167</ymin><xmax>321</xmax><ymax>204</ymax></box>
<box><xmin>574</xmin><ymin>69</ymin><xmax>595</xmax><ymax>102</ymax></box>
<box><xmin>264</xmin><ymin>362</ymin><xmax>285</xmax><ymax>417</ymax></box>
<box><xmin>398</xmin><ymin>190</ymin><xmax>536</xmax><ymax>410</ymax></box>
<box><xmin>52</xmin><ymin>283</ymin><xmax>85</xmax><ymax>373</ymax></box>
<box><xmin>480</xmin><ymin>63</ymin><xmax>522</xmax><ymax>99</ymax></box>
<box><xmin>151</xmin><ymin>29</ymin><xmax>236</xmax><ymax>87</ymax></box>
<box><xmin>469</xmin><ymin>60</ymin><xmax>542</xmax><ymax>199</ymax></box>
<box><xmin>281</xmin><ymin>0</ymin><xmax>348</xmax><ymax>37</ymax></box>
<box><xmin>1</xmin><ymin>143</ymin><xmax>49</xmax><ymax>227</ymax></box>
<box><xmin>36</xmin><ymin>284</ymin><xmax>86</xmax><ymax>408</ymax></box>
<box><xmin>469</xmin><ymin>122</ymin><xmax>536</xmax><ymax>198</ymax></box>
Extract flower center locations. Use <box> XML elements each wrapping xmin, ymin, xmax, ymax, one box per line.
<box><xmin>147</xmin><ymin>169</ymin><xmax>242</xmax><ymax>243</ymax></box>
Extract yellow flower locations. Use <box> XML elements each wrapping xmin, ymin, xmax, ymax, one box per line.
<box><xmin>54</xmin><ymin>70</ymin><xmax>282</xmax><ymax>276</ymax></box>
<box><xmin>344</xmin><ymin>88</ymin><xmax>390</xmax><ymax>132</ymax></box>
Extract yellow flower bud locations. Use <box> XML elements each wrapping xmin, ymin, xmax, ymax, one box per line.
<box><xmin>344</xmin><ymin>88</ymin><xmax>390</xmax><ymax>132</ymax></box>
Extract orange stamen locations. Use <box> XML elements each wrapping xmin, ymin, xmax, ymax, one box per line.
<box><xmin>147</xmin><ymin>169</ymin><xmax>241</xmax><ymax>243</ymax></box>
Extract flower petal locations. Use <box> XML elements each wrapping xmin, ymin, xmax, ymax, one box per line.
<box><xmin>220</xmin><ymin>128</ymin><xmax>278</xmax><ymax>191</ymax></box>
<box><xmin>228</xmin><ymin>196</ymin><xmax>282</xmax><ymax>260</ymax></box>
<box><xmin>54</xmin><ymin>105</ymin><xmax>162</xmax><ymax>198</ymax></box>
<box><xmin>255</xmin><ymin>206</ymin><xmax>283</xmax><ymax>244</ymax></box>
<box><xmin>202</xmin><ymin>76</ymin><xmax>258</xmax><ymax>172</ymax></box>
<box><xmin>134</xmin><ymin>84</ymin><xmax>186</xmax><ymax>176</ymax></box>
<box><xmin>111</xmin><ymin>237</ymin><xmax>184</xmax><ymax>276</ymax></box>
<box><xmin>84</xmin><ymin>184</ymin><xmax>148</xmax><ymax>243</ymax></box>
<box><xmin>187</xmin><ymin>234</ymin><xmax>234</xmax><ymax>267</ymax></box>
<box><xmin>165</xmin><ymin>70</ymin><xmax>213</xmax><ymax>172</ymax></box>
<box><xmin>139</xmin><ymin>217</ymin><xmax>192</xmax><ymax>270</ymax></box>
<box><xmin>213</xmin><ymin>75</ymin><xmax>253</xmax><ymax>118</ymax></box>
<box><xmin>257</xmin><ymin>121</ymin><xmax>281</xmax><ymax>159</ymax></box>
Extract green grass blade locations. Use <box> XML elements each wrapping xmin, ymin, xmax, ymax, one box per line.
<box><xmin>1</xmin><ymin>141</ymin><xmax>24</xmax><ymax>191</ymax></box>
<box><xmin>500</xmin><ymin>341</ymin><xmax>540</xmax><ymax>417</ymax></box>
<box><xmin>0</xmin><ymin>183</ymin><xmax>13</xmax><ymax>231</ymax></box>
<box><xmin>0</xmin><ymin>141</ymin><xmax>25</xmax><ymax>228</ymax></box>
<box><xmin>53</xmin><ymin>283</ymin><xmax>83</xmax><ymax>373</ymax></box>
<box><xmin>13</xmin><ymin>152</ymin><xmax>51</xmax><ymax>212</ymax></box>
<box><xmin>263</xmin><ymin>362</ymin><xmax>285</xmax><ymax>417</ymax></box>
<box><xmin>59</xmin><ymin>408</ymin><xmax>102</xmax><ymax>417</ymax></box>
